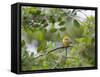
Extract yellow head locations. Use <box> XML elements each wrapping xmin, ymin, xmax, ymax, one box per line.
<box><xmin>63</xmin><ymin>36</ymin><xmax>71</xmax><ymax>47</ymax></box>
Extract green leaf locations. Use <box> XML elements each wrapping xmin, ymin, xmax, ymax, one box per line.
<box><xmin>49</xmin><ymin>16</ymin><xmax>55</xmax><ymax>24</ymax></box>
<box><xmin>42</xmin><ymin>23</ymin><xmax>48</xmax><ymax>28</ymax></box>
<box><xmin>41</xmin><ymin>19</ymin><xmax>46</xmax><ymax>24</ymax></box>
<box><xmin>28</xmin><ymin>8</ymin><xmax>41</xmax><ymax>15</ymax></box>
<box><xmin>59</xmin><ymin>27</ymin><xmax>66</xmax><ymax>31</ymax></box>
<box><xmin>58</xmin><ymin>17</ymin><xmax>62</xmax><ymax>21</ymax></box>
<box><xmin>59</xmin><ymin>21</ymin><xmax>65</xmax><ymax>26</ymax></box>
<box><xmin>34</xmin><ymin>30</ymin><xmax>45</xmax><ymax>41</ymax></box>
<box><xmin>37</xmin><ymin>45</ymin><xmax>42</xmax><ymax>52</ymax></box>
<box><xmin>24</xmin><ymin>50</ymin><xmax>29</xmax><ymax>57</ymax></box>
<box><xmin>37</xmin><ymin>41</ymin><xmax>47</xmax><ymax>52</ymax></box>
<box><xmin>36</xmin><ymin>10</ymin><xmax>41</xmax><ymax>15</ymax></box>
<box><xmin>66</xmin><ymin>59</ymin><xmax>71</xmax><ymax>65</ymax></box>
<box><xmin>28</xmin><ymin>8</ymin><xmax>37</xmax><ymax>14</ymax></box>
<box><xmin>50</xmin><ymin>28</ymin><xmax>57</xmax><ymax>33</ymax></box>
<box><xmin>73</xmin><ymin>19</ymin><xmax>80</xmax><ymax>27</ymax></box>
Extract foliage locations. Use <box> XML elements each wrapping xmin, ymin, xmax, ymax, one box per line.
<box><xmin>21</xmin><ymin>7</ymin><xmax>96</xmax><ymax>71</ymax></box>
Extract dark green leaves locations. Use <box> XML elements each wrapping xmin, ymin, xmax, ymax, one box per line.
<box><xmin>41</xmin><ymin>19</ymin><xmax>46</xmax><ymax>24</ymax></box>
<box><xmin>58</xmin><ymin>17</ymin><xmax>62</xmax><ymax>21</ymax></box>
<box><xmin>59</xmin><ymin>21</ymin><xmax>65</xmax><ymax>26</ymax></box>
<box><xmin>41</xmin><ymin>23</ymin><xmax>48</xmax><ymax>28</ymax></box>
<box><xmin>49</xmin><ymin>16</ymin><xmax>55</xmax><ymax>24</ymax></box>
<box><xmin>59</xmin><ymin>27</ymin><xmax>66</xmax><ymax>31</ymax></box>
<box><xmin>50</xmin><ymin>28</ymin><xmax>57</xmax><ymax>33</ymax></box>
<box><xmin>36</xmin><ymin>10</ymin><xmax>41</xmax><ymax>15</ymax></box>
<box><xmin>73</xmin><ymin>19</ymin><xmax>80</xmax><ymax>27</ymax></box>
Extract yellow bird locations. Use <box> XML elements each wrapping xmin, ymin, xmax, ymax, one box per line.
<box><xmin>63</xmin><ymin>35</ymin><xmax>72</xmax><ymax>56</ymax></box>
<box><xmin>63</xmin><ymin>36</ymin><xmax>72</xmax><ymax>47</ymax></box>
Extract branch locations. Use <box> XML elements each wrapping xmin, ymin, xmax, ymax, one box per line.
<box><xmin>34</xmin><ymin>46</ymin><xmax>72</xmax><ymax>59</ymax></box>
<box><xmin>46</xmin><ymin>46</ymin><xmax>65</xmax><ymax>54</ymax></box>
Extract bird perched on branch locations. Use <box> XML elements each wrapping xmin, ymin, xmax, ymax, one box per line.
<box><xmin>63</xmin><ymin>35</ymin><xmax>72</xmax><ymax>57</ymax></box>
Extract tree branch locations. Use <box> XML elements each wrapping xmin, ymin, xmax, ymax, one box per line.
<box><xmin>34</xmin><ymin>46</ymin><xmax>72</xmax><ymax>59</ymax></box>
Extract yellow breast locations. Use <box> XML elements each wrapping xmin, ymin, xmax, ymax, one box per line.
<box><xmin>63</xmin><ymin>36</ymin><xmax>71</xmax><ymax>47</ymax></box>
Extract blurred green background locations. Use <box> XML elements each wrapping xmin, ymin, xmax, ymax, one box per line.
<box><xmin>21</xmin><ymin>6</ymin><xmax>95</xmax><ymax>71</ymax></box>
